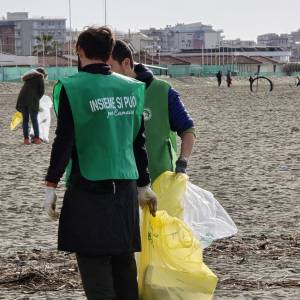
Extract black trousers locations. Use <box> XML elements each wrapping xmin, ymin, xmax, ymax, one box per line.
<box><xmin>76</xmin><ymin>252</ymin><xmax>139</xmax><ymax>300</ymax></box>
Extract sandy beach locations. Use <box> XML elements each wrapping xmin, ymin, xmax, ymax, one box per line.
<box><xmin>0</xmin><ymin>76</ymin><xmax>299</xmax><ymax>299</ymax></box>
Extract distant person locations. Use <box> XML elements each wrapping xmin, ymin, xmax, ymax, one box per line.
<box><xmin>109</xmin><ymin>40</ymin><xmax>196</xmax><ymax>182</ymax></box>
<box><xmin>226</xmin><ymin>71</ymin><xmax>232</xmax><ymax>87</ymax></box>
<box><xmin>297</xmin><ymin>76</ymin><xmax>300</xmax><ymax>87</ymax></box>
<box><xmin>216</xmin><ymin>70</ymin><xmax>222</xmax><ymax>87</ymax></box>
<box><xmin>16</xmin><ymin>67</ymin><xmax>47</xmax><ymax>145</ymax></box>
<box><xmin>249</xmin><ymin>76</ymin><xmax>255</xmax><ymax>88</ymax></box>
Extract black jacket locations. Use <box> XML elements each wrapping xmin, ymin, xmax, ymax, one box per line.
<box><xmin>16</xmin><ymin>70</ymin><xmax>45</xmax><ymax>112</ymax></box>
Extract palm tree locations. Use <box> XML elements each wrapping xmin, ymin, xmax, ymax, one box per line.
<box><xmin>33</xmin><ymin>35</ymin><xmax>55</xmax><ymax>56</ymax></box>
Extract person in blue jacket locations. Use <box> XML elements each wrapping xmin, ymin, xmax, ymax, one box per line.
<box><xmin>108</xmin><ymin>40</ymin><xmax>195</xmax><ymax>182</ymax></box>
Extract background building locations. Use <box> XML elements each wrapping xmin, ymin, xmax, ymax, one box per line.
<box><xmin>257</xmin><ymin>29</ymin><xmax>300</xmax><ymax>61</ymax></box>
<box><xmin>221</xmin><ymin>39</ymin><xmax>256</xmax><ymax>47</ymax></box>
<box><xmin>141</xmin><ymin>22</ymin><xmax>223</xmax><ymax>52</ymax></box>
<box><xmin>289</xmin><ymin>29</ymin><xmax>300</xmax><ymax>62</ymax></box>
<box><xmin>125</xmin><ymin>32</ymin><xmax>159</xmax><ymax>54</ymax></box>
<box><xmin>0</xmin><ymin>12</ymin><xmax>66</xmax><ymax>56</ymax></box>
<box><xmin>0</xmin><ymin>21</ymin><xmax>15</xmax><ymax>54</ymax></box>
<box><xmin>257</xmin><ymin>33</ymin><xmax>289</xmax><ymax>49</ymax></box>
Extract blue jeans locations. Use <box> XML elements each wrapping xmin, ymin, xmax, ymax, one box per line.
<box><xmin>22</xmin><ymin>107</ymin><xmax>39</xmax><ymax>139</ymax></box>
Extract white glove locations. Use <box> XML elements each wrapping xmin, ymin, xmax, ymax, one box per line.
<box><xmin>137</xmin><ymin>185</ymin><xmax>157</xmax><ymax>217</ymax></box>
<box><xmin>44</xmin><ymin>186</ymin><xmax>59</xmax><ymax>220</ymax></box>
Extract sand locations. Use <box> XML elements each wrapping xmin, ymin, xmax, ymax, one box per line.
<box><xmin>0</xmin><ymin>77</ymin><xmax>299</xmax><ymax>299</ymax></box>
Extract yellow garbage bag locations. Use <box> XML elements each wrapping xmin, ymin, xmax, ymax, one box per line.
<box><xmin>152</xmin><ymin>171</ymin><xmax>188</xmax><ymax>219</ymax></box>
<box><xmin>138</xmin><ymin>208</ymin><xmax>218</xmax><ymax>300</ymax></box>
<box><xmin>10</xmin><ymin>111</ymin><xmax>23</xmax><ymax>131</ymax></box>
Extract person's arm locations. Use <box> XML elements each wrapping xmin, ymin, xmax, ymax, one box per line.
<box><xmin>175</xmin><ymin>131</ymin><xmax>196</xmax><ymax>174</ymax></box>
<box><xmin>44</xmin><ymin>86</ymin><xmax>75</xmax><ymax>220</ymax></box>
<box><xmin>179</xmin><ymin>131</ymin><xmax>195</xmax><ymax>159</ymax></box>
<box><xmin>133</xmin><ymin>117</ymin><xmax>157</xmax><ymax>216</ymax></box>
<box><xmin>40</xmin><ymin>77</ymin><xmax>45</xmax><ymax>98</ymax></box>
<box><xmin>168</xmin><ymin>87</ymin><xmax>196</xmax><ymax>173</ymax></box>
<box><xmin>16</xmin><ymin>85</ymin><xmax>25</xmax><ymax>112</ymax></box>
<box><xmin>133</xmin><ymin>116</ymin><xmax>150</xmax><ymax>187</ymax></box>
<box><xmin>35</xmin><ymin>76</ymin><xmax>45</xmax><ymax>99</ymax></box>
<box><xmin>45</xmin><ymin>86</ymin><xmax>74</xmax><ymax>186</ymax></box>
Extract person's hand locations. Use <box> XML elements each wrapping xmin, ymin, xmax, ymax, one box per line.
<box><xmin>175</xmin><ymin>157</ymin><xmax>188</xmax><ymax>174</ymax></box>
<box><xmin>137</xmin><ymin>185</ymin><xmax>157</xmax><ymax>217</ymax></box>
<box><xmin>44</xmin><ymin>186</ymin><xmax>59</xmax><ymax>220</ymax></box>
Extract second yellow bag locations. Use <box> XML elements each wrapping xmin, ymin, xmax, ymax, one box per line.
<box><xmin>152</xmin><ymin>171</ymin><xmax>188</xmax><ymax>219</ymax></box>
<box><xmin>138</xmin><ymin>208</ymin><xmax>218</xmax><ymax>300</ymax></box>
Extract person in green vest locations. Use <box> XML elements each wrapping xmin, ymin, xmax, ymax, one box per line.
<box><xmin>43</xmin><ymin>27</ymin><xmax>157</xmax><ymax>300</ymax></box>
<box><xmin>108</xmin><ymin>40</ymin><xmax>196</xmax><ymax>183</ymax></box>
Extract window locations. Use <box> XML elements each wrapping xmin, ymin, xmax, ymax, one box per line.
<box><xmin>33</xmin><ymin>22</ymin><xmax>39</xmax><ymax>28</ymax></box>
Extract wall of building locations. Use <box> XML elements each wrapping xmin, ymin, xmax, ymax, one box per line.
<box><xmin>141</xmin><ymin>22</ymin><xmax>223</xmax><ymax>52</ymax></box>
<box><xmin>258</xmin><ymin>33</ymin><xmax>289</xmax><ymax>48</ymax></box>
<box><xmin>222</xmin><ymin>39</ymin><xmax>256</xmax><ymax>47</ymax></box>
<box><xmin>236</xmin><ymin>50</ymin><xmax>291</xmax><ymax>63</ymax></box>
<box><xmin>290</xmin><ymin>30</ymin><xmax>300</xmax><ymax>42</ymax></box>
<box><xmin>0</xmin><ymin>13</ymin><xmax>66</xmax><ymax>56</ymax></box>
<box><xmin>0</xmin><ymin>52</ymin><xmax>37</xmax><ymax>66</ymax></box>
<box><xmin>236</xmin><ymin>63</ymin><xmax>258</xmax><ymax>74</ymax></box>
<box><xmin>204</xmin><ymin>32</ymin><xmax>221</xmax><ymax>48</ymax></box>
<box><xmin>19</xmin><ymin>20</ymin><xmax>32</xmax><ymax>55</ymax></box>
<box><xmin>128</xmin><ymin>33</ymin><xmax>156</xmax><ymax>53</ymax></box>
<box><xmin>7</xmin><ymin>12</ymin><xmax>28</xmax><ymax>20</ymax></box>
<box><xmin>0</xmin><ymin>24</ymin><xmax>15</xmax><ymax>54</ymax></box>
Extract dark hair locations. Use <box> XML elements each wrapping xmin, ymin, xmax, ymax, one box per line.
<box><xmin>112</xmin><ymin>40</ymin><xmax>134</xmax><ymax>68</ymax></box>
<box><xmin>36</xmin><ymin>67</ymin><xmax>47</xmax><ymax>77</ymax></box>
<box><xmin>76</xmin><ymin>26</ymin><xmax>115</xmax><ymax>61</ymax></box>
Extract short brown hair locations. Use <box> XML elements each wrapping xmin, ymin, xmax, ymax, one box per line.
<box><xmin>112</xmin><ymin>40</ymin><xmax>134</xmax><ymax>68</ymax></box>
<box><xmin>76</xmin><ymin>26</ymin><xmax>115</xmax><ymax>61</ymax></box>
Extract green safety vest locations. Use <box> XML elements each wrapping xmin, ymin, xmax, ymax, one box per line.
<box><xmin>144</xmin><ymin>78</ymin><xmax>177</xmax><ymax>182</ymax></box>
<box><xmin>53</xmin><ymin>71</ymin><xmax>145</xmax><ymax>181</ymax></box>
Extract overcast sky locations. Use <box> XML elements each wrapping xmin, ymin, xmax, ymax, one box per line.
<box><xmin>1</xmin><ymin>0</ymin><xmax>299</xmax><ymax>40</ymax></box>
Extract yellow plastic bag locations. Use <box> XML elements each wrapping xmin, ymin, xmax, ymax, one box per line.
<box><xmin>138</xmin><ymin>208</ymin><xmax>218</xmax><ymax>300</ymax></box>
<box><xmin>152</xmin><ymin>171</ymin><xmax>188</xmax><ymax>219</ymax></box>
<box><xmin>153</xmin><ymin>171</ymin><xmax>238</xmax><ymax>248</ymax></box>
<box><xmin>10</xmin><ymin>111</ymin><xmax>23</xmax><ymax>131</ymax></box>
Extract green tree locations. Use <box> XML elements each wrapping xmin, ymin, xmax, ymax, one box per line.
<box><xmin>33</xmin><ymin>35</ymin><xmax>56</xmax><ymax>56</ymax></box>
